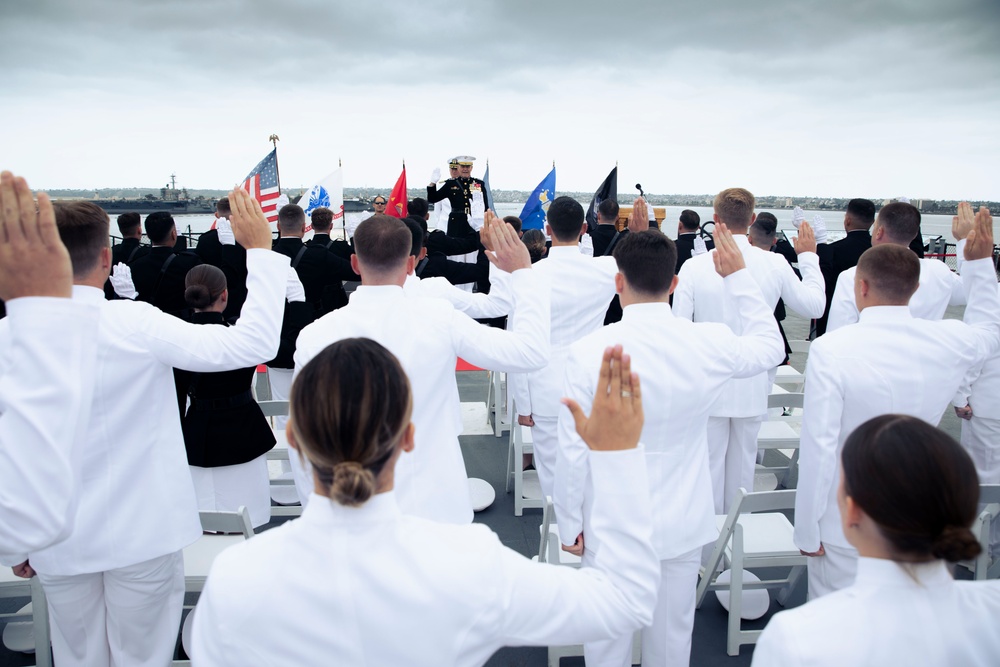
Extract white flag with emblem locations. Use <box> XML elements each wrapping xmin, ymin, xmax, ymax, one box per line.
<box><xmin>299</xmin><ymin>169</ymin><xmax>344</xmax><ymax>239</ymax></box>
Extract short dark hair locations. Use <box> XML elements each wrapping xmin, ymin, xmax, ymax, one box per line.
<box><xmin>546</xmin><ymin>196</ymin><xmax>586</xmax><ymax>242</ymax></box>
<box><xmin>876</xmin><ymin>202</ymin><xmax>920</xmax><ymax>245</ymax></box>
<box><xmin>278</xmin><ymin>204</ymin><xmax>306</xmax><ymax>233</ymax></box>
<box><xmin>846</xmin><ymin>198</ymin><xmax>876</xmax><ymax>227</ymax></box>
<box><xmin>372</xmin><ymin>195</ymin><xmax>387</xmax><ymax>205</ymax></box>
<box><xmin>144</xmin><ymin>211</ymin><xmax>176</xmax><ymax>244</ymax></box>
<box><xmin>842</xmin><ymin>414</ymin><xmax>982</xmax><ymax>562</ymax></box>
<box><xmin>311</xmin><ymin>207</ymin><xmax>334</xmax><ymax>232</ymax></box>
<box><xmin>353</xmin><ymin>215</ymin><xmax>412</xmax><ymax>274</ymax></box>
<box><xmin>407</xmin><ymin>198</ymin><xmax>429</xmax><ymax>218</ymax></box>
<box><xmin>750</xmin><ymin>216</ymin><xmax>777</xmax><ymax>246</ymax></box>
<box><xmin>613</xmin><ymin>229</ymin><xmax>676</xmax><ymax>296</ymax></box>
<box><xmin>401</xmin><ymin>217</ymin><xmax>427</xmax><ymax>257</ymax></box>
<box><xmin>53</xmin><ymin>201</ymin><xmax>111</xmax><ymax>278</ymax></box>
<box><xmin>597</xmin><ymin>199</ymin><xmax>620</xmax><ymax>223</ymax></box>
<box><xmin>503</xmin><ymin>215</ymin><xmax>522</xmax><ymax>235</ymax></box>
<box><xmin>713</xmin><ymin>188</ymin><xmax>755</xmax><ymax>231</ymax></box>
<box><xmin>116</xmin><ymin>212</ymin><xmax>141</xmax><ymax>235</ymax></box>
<box><xmin>679</xmin><ymin>209</ymin><xmax>700</xmax><ymax>231</ymax></box>
<box><xmin>215</xmin><ymin>196</ymin><xmax>231</xmax><ymax>217</ymax></box>
<box><xmin>856</xmin><ymin>244</ymin><xmax>919</xmax><ymax>303</ymax></box>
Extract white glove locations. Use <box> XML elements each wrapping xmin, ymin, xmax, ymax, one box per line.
<box><xmin>693</xmin><ymin>236</ymin><xmax>709</xmax><ymax>256</ymax></box>
<box><xmin>286</xmin><ymin>267</ymin><xmax>305</xmax><ymax>303</ymax></box>
<box><xmin>791</xmin><ymin>206</ymin><xmax>805</xmax><ymax>229</ymax></box>
<box><xmin>216</xmin><ymin>217</ymin><xmax>235</xmax><ymax>245</ymax></box>
<box><xmin>430</xmin><ymin>167</ymin><xmax>441</xmax><ymax>184</ymax></box>
<box><xmin>110</xmin><ymin>262</ymin><xmax>137</xmax><ymax>300</ymax></box>
<box><xmin>811</xmin><ymin>214</ymin><xmax>829</xmax><ymax>244</ymax></box>
<box><xmin>897</xmin><ymin>196</ymin><xmax>911</xmax><ymax>204</ymax></box>
<box><xmin>274</xmin><ymin>193</ymin><xmax>290</xmax><ymax>212</ymax></box>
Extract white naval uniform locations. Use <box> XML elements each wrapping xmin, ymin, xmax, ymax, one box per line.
<box><xmin>555</xmin><ymin>270</ymin><xmax>784</xmax><ymax>667</ymax></box>
<box><xmin>751</xmin><ymin>557</ymin><xmax>1000</xmax><ymax>667</ymax></box>
<box><xmin>507</xmin><ymin>246</ymin><xmax>618</xmax><ymax>498</ymax></box>
<box><xmin>825</xmin><ymin>251</ymin><xmax>967</xmax><ymax>332</ymax></box>
<box><xmin>673</xmin><ymin>236</ymin><xmax>825</xmax><ymax>512</ymax></box>
<box><xmin>0</xmin><ymin>249</ymin><xmax>288</xmax><ymax>667</ymax></box>
<box><xmin>292</xmin><ymin>270</ymin><xmax>550</xmax><ymax>524</ymax></box>
<box><xmin>403</xmin><ymin>263</ymin><xmax>513</xmax><ymax>320</ymax></box>
<box><xmin>0</xmin><ymin>298</ymin><xmax>98</xmax><ymax>566</ymax></box>
<box><xmin>954</xmin><ymin>277</ymin><xmax>1000</xmax><ymax>557</ymax></box>
<box><xmin>795</xmin><ymin>256</ymin><xmax>1000</xmax><ymax>598</ymax></box>
<box><xmin>192</xmin><ymin>448</ymin><xmax>659</xmax><ymax>666</ymax></box>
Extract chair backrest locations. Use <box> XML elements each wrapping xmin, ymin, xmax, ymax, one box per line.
<box><xmin>256</xmin><ymin>399</ymin><xmax>290</xmax><ymax>418</ymax></box>
<box><xmin>766</xmin><ymin>392</ymin><xmax>805</xmax><ymax>410</ymax></box>
<box><xmin>980</xmin><ymin>484</ymin><xmax>1000</xmax><ymax>505</ymax></box>
<box><xmin>198</xmin><ymin>507</ymin><xmax>254</xmax><ymax>538</ymax></box>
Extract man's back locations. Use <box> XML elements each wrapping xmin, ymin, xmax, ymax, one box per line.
<box><xmin>590</xmin><ymin>225</ymin><xmax>618</xmax><ymax>257</ymax></box>
<box><xmin>130</xmin><ymin>245</ymin><xmax>202</xmax><ymax>314</ymax></box>
<box><xmin>0</xmin><ymin>251</ymin><xmax>287</xmax><ymax>575</ymax></box>
<box><xmin>295</xmin><ymin>276</ymin><xmax>549</xmax><ymax>523</ymax></box>
<box><xmin>510</xmin><ymin>248</ymin><xmax>617</xmax><ymax>417</ymax></box>
<box><xmin>674</xmin><ymin>232</ymin><xmax>713</xmax><ymax>273</ymax></box>
<box><xmin>274</xmin><ymin>237</ymin><xmax>356</xmax><ymax>314</ymax></box>
<box><xmin>827</xmin><ymin>258</ymin><xmax>967</xmax><ymax>332</ymax></box>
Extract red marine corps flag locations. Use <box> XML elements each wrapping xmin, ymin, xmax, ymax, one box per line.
<box><xmin>386</xmin><ymin>163</ymin><xmax>408</xmax><ymax>218</ymax></box>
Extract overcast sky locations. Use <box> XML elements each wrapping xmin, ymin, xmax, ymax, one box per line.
<box><xmin>2</xmin><ymin>0</ymin><xmax>998</xmax><ymax>199</ymax></box>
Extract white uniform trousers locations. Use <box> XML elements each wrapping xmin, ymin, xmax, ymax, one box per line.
<box><xmin>37</xmin><ymin>550</ymin><xmax>184</xmax><ymax>667</ymax></box>
<box><xmin>584</xmin><ymin>547</ymin><xmax>701</xmax><ymax>667</ymax></box>
<box><xmin>189</xmin><ymin>454</ymin><xmax>271</xmax><ymax>528</ymax></box>
<box><xmin>961</xmin><ymin>415</ymin><xmax>1000</xmax><ymax>557</ymax></box>
<box><xmin>806</xmin><ymin>542</ymin><xmax>858</xmax><ymax>600</ymax></box>
<box><xmin>706</xmin><ymin>416</ymin><xmax>763</xmax><ymax>513</ymax></box>
<box><xmin>529</xmin><ymin>414</ymin><xmax>558</xmax><ymax>501</ymax></box>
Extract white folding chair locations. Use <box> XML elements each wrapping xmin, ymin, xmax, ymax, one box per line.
<box><xmin>534</xmin><ymin>498</ymin><xmax>639</xmax><ymax>666</ymax></box>
<box><xmin>696</xmin><ymin>488</ymin><xmax>806</xmax><ymax>656</ymax></box>
<box><xmin>973</xmin><ymin>484</ymin><xmax>1000</xmax><ymax>580</ymax></box>
<box><xmin>176</xmin><ymin>507</ymin><xmax>254</xmax><ymax>663</ymax></box>
<box><xmin>0</xmin><ymin>571</ymin><xmax>52</xmax><ymax>666</ymax></box>
<box><xmin>257</xmin><ymin>400</ymin><xmax>302</xmax><ymax>515</ymax></box>
<box><xmin>773</xmin><ymin>340</ymin><xmax>810</xmax><ymax>390</ymax></box>
<box><xmin>486</xmin><ymin>370</ymin><xmax>510</xmax><ymax>437</ymax></box>
<box><xmin>757</xmin><ymin>392</ymin><xmax>803</xmax><ymax>489</ymax></box>
<box><xmin>505</xmin><ymin>420</ymin><xmax>543</xmax><ymax>516</ymax></box>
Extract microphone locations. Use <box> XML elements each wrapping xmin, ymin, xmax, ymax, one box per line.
<box><xmin>635</xmin><ymin>183</ymin><xmax>645</xmax><ymax>197</ymax></box>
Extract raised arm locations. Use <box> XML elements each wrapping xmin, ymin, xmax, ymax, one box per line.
<box><xmin>957</xmin><ymin>205</ymin><xmax>1000</xmax><ymax>363</ymax></box>
<box><xmin>825</xmin><ymin>270</ymin><xmax>859</xmax><ymax>333</ymax></box>
<box><xmin>0</xmin><ymin>172</ymin><xmax>99</xmax><ymax>564</ymax></box>
<box><xmin>778</xmin><ymin>221</ymin><xmax>826</xmax><ymax>319</ymax></box>
<box><xmin>501</xmin><ymin>346</ymin><xmax>659</xmax><ymax>646</ymax></box>
<box><xmin>140</xmin><ymin>188</ymin><xmax>290</xmax><ymax>371</ymax></box>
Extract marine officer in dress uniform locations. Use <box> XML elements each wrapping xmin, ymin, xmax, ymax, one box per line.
<box><xmin>427</xmin><ymin>155</ymin><xmax>486</xmax><ymax>237</ymax></box>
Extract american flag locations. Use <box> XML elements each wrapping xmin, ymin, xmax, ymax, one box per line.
<box><xmin>242</xmin><ymin>149</ymin><xmax>281</xmax><ymax>223</ymax></box>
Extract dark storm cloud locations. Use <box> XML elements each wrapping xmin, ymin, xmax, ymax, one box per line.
<box><xmin>3</xmin><ymin>0</ymin><xmax>997</xmax><ymax>100</ymax></box>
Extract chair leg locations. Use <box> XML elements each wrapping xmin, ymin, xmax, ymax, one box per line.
<box><xmin>505</xmin><ymin>428</ymin><xmax>515</xmax><ymax>494</ymax></box>
<box><xmin>777</xmin><ymin>565</ymin><xmax>806</xmax><ymax>606</ymax></box>
<box><xmin>695</xmin><ymin>539</ymin><xmax>727</xmax><ymax>609</ymax></box>
<box><xmin>727</xmin><ymin>529</ymin><xmax>744</xmax><ymax>657</ymax></box>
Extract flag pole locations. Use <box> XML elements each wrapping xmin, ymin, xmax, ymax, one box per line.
<box><xmin>269</xmin><ymin>134</ymin><xmax>281</xmax><ymax>193</ymax></box>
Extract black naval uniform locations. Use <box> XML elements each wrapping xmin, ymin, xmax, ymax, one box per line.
<box><xmin>130</xmin><ymin>245</ymin><xmax>203</xmax><ymax>315</ymax></box>
<box><xmin>427</xmin><ymin>177</ymin><xmax>486</xmax><ymax>237</ymax></box>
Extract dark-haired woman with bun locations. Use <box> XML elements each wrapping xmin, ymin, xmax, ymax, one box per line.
<box><xmin>191</xmin><ymin>340</ymin><xmax>660</xmax><ymax>665</ymax></box>
<box><xmin>175</xmin><ymin>264</ymin><xmax>275</xmax><ymax>527</ymax></box>
<box><xmin>753</xmin><ymin>415</ymin><xmax>1000</xmax><ymax>666</ymax></box>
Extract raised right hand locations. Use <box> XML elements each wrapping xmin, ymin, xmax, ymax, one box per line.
<box><xmin>562</xmin><ymin>345</ymin><xmax>643</xmax><ymax>452</ymax></box>
<box><xmin>711</xmin><ymin>222</ymin><xmax>747</xmax><ymax>277</ymax></box>
<box><xmin>0</xmin><ymin>171</ymin><xmax>73</xmax><ymax>300</ymax></box>
<box><xmin>794</xmin><ymin>220</ymin><xmax>818</xmax><ymax>254</ymax></box>
<box><xmin>963</xmin><ymin>204</ymin><xmax>994</xmax><ymax>261</ymax></box>
<box><xmin>229</xmin><ymin>187</ymin><xmax>274</xmax><ymax>250</ymax></box>
<box><xmin>484</xmin><ymin>211</ymin><xmax>531</xmax><ymax>273</ymax></box>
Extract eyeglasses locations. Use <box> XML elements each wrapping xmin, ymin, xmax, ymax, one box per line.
<box><xmin>374</xmin><ymin>201</ymin><xmax>386</xmax><ymax>206</ymax></box>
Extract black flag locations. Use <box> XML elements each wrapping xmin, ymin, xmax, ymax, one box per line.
<box><xmin>585</xmin><ymin>166</ymin><xmax>618</xmax><ymax>234</ymax></box>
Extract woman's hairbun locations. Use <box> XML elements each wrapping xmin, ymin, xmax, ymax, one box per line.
<box><xmin>184</xmin><ymin>284</ymin><xmax>213</xmax><ymax>309</ymax></box>
<box><xmin>330</xmin><ymin>461</ymin><xmax>376</xmax><ymax>507</ymax></box>
<box><xmin>931</xmin><ymin>525</ymin><xmax>982</xmax><ymax>562</ymax></box>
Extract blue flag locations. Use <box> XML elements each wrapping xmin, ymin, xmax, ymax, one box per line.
<box><xmin>482</xmin><ymin>163</ymin><xmax>495</xmax><ymax>212</ymax></box>
<box><xmin>519</xmin><ymin>167</ymin><xmax>556</xmax><ymax>231</ymax></box>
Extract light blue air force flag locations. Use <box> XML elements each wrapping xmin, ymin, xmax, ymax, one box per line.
<box><xmin>518</xmin><ymin>167</ymin><xmax>556</xmax><ymax>231</ymax></box>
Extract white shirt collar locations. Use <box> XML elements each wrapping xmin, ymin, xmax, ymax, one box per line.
<box><xmin>621</xmin><ymin>301</ymin><xmax>674</xmax><ymax>321</ymax></box>
<box><xmin>72</xmin><ymin>284</ymin><xmax>106</xmax><ymax>303</ymax></box>
<box><xmin>300</xmin><ymin>491</ymin><xmax>402</xmax><ymax>527</ymax></box>
<box><xmin>858</xmin><ymin>305</ymin><xmax>913</xmax><ymax>324</ymax></box>
<box><xmin>854</xmin><ymin>557</ymin><xmax>953</xmax><ymax>589</ymax></box>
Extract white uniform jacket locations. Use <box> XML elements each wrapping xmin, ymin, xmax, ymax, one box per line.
<box><xmin>0</xmin><ymin>298</ymin><xmax>99</xmax><ymax>566</ymax></box>
<box><xmin>294</xmin><ymin>271</ymin><xmax>550</xmax><ymax>524</ymax></box>
<box><xmin>403</xmin><ymin>264</ymin><xmax>513</xmax><ymax>320</ymax></box>
<box><xmin>794</xmin><ymin>257</ymin><xmax>1000</xmax><ymax>553</ymax></box>
<box><xmin>752</xmin><ymin>557</ymin><xmax>1000</xmax><ymax>667</ymax></box>
<box><xmin>673</xmin><ymin>236</ymin><xmax>825</xmax><ymax>417</ymax></box>
<box><xmin>826</xmin><ymin>254</ymin><xmax>967</xmax><ymax>332</ymax></box>
<box><xmin>555</xmin><ymin>270</ymin><xmax>785</xmax><ymax>558</ymax></box>
<box><xmin>954</xmin><ymin>275</ymin><xmax>1000</xmax><ymax>418</ymax></box>
<box><xmin>508</xmin><ymin>246</ymin><xmax>618</xmax><ymax>418</ymax></box>
<box><xmin>192</xmin><ymin>448</ymin><xmax>660</xmax><ymax>666</ymax></box>
<box><xmin>0</xmin><ymin>249</ymin><xmax>288</xmax><ymax>576</ymax></box>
